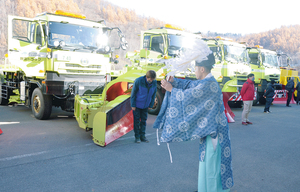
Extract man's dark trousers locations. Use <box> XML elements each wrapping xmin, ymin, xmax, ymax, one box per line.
<box><xmin>287</xmin><ymin>91</ymin><xmax>293</xmax><ymax>106</ymax></box>
<box><xmin>264</xmin><ymin>98</ymin><xmax>273</xmax><ymax>112</ymax></box>
<box><xmin>133</xmin><ymin>108</ymin><xmax>148</xmax><ymax>139</ymax></box>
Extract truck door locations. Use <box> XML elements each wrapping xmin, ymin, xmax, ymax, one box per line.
<box><xmin>143</xmin><ymin>34</ymin><xmax>165</xmax><ymax>55</ymax></box>
<box><xmin>8</xmin><ymin>15</ymin><xmax>46</xmax><ymax>78</ymax></box>
<box><xmin>209</xmin><ymin>45</ymin><xmax>223</xmax><ymax>82</ymax></box>
<box><xmin>248</xmin><ymin>50</ymin><xmax>264</xmax><ymax>84</ymax></box>
<box><xmin>255</xmin><ymin>53</ymin><xmax>264</xmax><ymax>83</ymax></box>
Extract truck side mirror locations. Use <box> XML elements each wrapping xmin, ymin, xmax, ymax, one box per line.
<box><xmin>45</xmin><ymin>25</ymin><xmax>49</xmax><ymax>37</ymax></box>
<box><xmin>119</xmin><ymin>34</ymin><xmax>128</xmax><ymax>50</ymax></box>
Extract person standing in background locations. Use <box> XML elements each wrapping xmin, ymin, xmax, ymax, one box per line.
<box><xmin>263</xmin><ymin>80</ymin><xmax>275</xmax><ymax>113</ymax></box>
<box><xmin>296</xmin><ymin>81</ymin><xmax>300</xmax><ymax>105</ymax></box>
<box><xmin>285</xmin><ymin>77</ymin><xmax>295</xmax><ymax>107</ymax></box>
<box><xmin>240</xmin><ymin>74</ymin><xmax>255</xmax><ymax>125</ymax></box>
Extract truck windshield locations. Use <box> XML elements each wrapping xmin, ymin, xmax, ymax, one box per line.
<box><xmin>224</xmin><ymin>45</ymin><xmax>249</xmax><ymax>63</ymax></box>
<box><xmin>143</xmin><ymin>34</ymin><xmax>164</xmax><ymax>54</ymax></box>
<box><xmin>209</xmin><ymin>46</ymin><xmax>222</xmax><ymax>61</ymax></box>
<box><xmin>278</xmin><ymin>55</ymin><xmax>289</xmax><ymax>67</ymax></box>
<box><xmin>167</xmin><ymin>34</ymin><xmax>197</xmax><ymax>56</ymax></box>
<box><xmin>48</xmin><ymin>22</ymin><xmax>108</xmax><ymax>50</ymax></box>
<box><xmin>142</xmin><ymin>34</ymin><xmax>199</xmax><ymax>56</ymax></box>
<box><xmin>262</xmin><ymin>53</ymin><xmax>278</xmax><ymax>67</ymax></box>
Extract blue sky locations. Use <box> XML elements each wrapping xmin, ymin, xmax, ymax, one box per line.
<box><xmin>106</xmin><ymin>0</ymin><xmax>299</xmax><ymax>35</ymax></box>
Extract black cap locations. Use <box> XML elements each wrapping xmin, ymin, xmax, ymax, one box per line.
<box><xmin>195</xmin><ymin>53</ymin><xmax>215</xmax><ymax>68</ymax></box>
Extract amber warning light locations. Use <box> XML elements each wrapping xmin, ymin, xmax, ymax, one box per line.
<box><xmin>55</xmin><ymin>10</ymin><xmax>86</xmax><ymax>19</ymax></box>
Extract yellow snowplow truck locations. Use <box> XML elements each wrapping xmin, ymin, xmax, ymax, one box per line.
<box><xmin>275</xmin><ymin>53</ymin><xmax>299</xmax><ymax>104</ymax></box>
<box><xmin>246</xmin><ymin>45</ymin><xmax>281</xmax><ymax>105</ymax></box>
<box><xmin>0</xmin><ymin>10</ymin><xmax>128</xmax><ymax>120</ymax></box>
<box><xmin>228</xmin><ymin>45</ymin><xmax>282</xmax><ymax>106</ymax></box>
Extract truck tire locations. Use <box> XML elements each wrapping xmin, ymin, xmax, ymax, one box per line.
<box><xmin>252</xmin><ymin>95</ymin><xmax>259</xmax><ymax>106</ymax></box>
<box><xmin>228</xmin><ymin>101</ymin><xmax>242</xmax><ymax>108</ymax></box>
<box><xmin>148</xmin><ymin>89</ymin><xmax>163</xmax><ymax>115</ymax></box>
<box><xmin>0</xmin><ymin>82</ymin><xmax>8</xmax><ymax>105</ymax></box>
<box><xmin>253</xmin><ymin>93</ymin><xmax>264</xmax><ymax>105</ymax></box>
<box><xmin>31</xmin><ymin>88</ymin><xmax>53</xmax><ymax>120</ymax></box>
<box><xmin>259</xmin><ymin>95</ymin><xmax>266</xmax><ymax>105</ymax></box>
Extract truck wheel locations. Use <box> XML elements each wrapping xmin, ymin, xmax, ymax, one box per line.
<box><xmin>31</xmin><ymin>88</ymin><xmax>52</xmax><ymax>120</ymax></box>
<box><xmin>0</xmin><ymin>82</ymin><xmax>8</xmax><ymax>105</ymax></box>
<box><xmin>148</xmin><ymin>89</ymin><xmax>163</xmax><ymax>115</ymax></box>
<box><xmin>228</xmin><ymin>101</ymin><xmax>242</xmax><ymax>108</ymax></box>
<box><xmin>259</xmin><ymin>95</ymin><xmax>266</xmax><ymax>105</ymax></box>
<box><xmin>253</xmin><ymin>93</ymin><xmax>261</xmax><ymax>106</ymax></box>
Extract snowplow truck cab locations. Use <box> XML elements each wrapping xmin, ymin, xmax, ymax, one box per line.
<box><xmin>203</xmin><ymin>37</ymin><xmax>251</xmax><ymax>87</ymax></box>
<box><xmin>0</xmin><ymin>10</ymin><xmax>128</xmax><ymax>120</ymax></box>
<box><xmin>247</xmin><ymin>45</ymin><xmax>280</xmax><ymax>84</ymax></box>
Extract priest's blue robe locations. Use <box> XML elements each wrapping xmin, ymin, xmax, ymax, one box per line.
<box><xmin>153</xmin><ymin>74</ymin><xmax>233</xmax><ymax>190</ymax></box>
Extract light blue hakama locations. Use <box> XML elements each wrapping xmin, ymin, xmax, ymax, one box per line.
<box><xmin>198</xmin><ymin>136</ymin><xmax>230</xmax><ymax>192</ymax></box>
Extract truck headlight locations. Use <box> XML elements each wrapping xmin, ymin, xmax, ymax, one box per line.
<box><xmin>104</xmin><ymin>46</ymin><xmax>111</xmax><ymax>53</ymax></box>
<box><xmin>54</xmin><ymin>40</ymin><xmax>59</xmax><ymax>47</ymax></box>
<box><xmin>59</xmin><ymin>41</ymin><xmax>66</xmax><ymax>47</ymax></box>
<box><xmin>121</xmin><ymin>37</ymin><xmax>126</xmax><ymax>43</ymax></box>
<box><xmin>121</xmin><ymin>43</ymin><xmax>128</xmax><ymax>50</ymax></box>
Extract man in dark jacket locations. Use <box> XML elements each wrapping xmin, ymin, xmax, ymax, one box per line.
<box><xmin>285</xmin><ymin>77</ymin><xmax>294</xmax><ymax>107</ymax></box>
<box><xmin>131</xmin><ymin>70</ymin><xmax>157</xmax><ymax>143</ymax></box>
<box><xmin>240</xmin><ymin>73</ymin><xmax>255</xmax><ymax>125</ymax></box>
<box><xmin>296</xmin><ymin>81</ymin><xmax>300</xmax><ymax>105</ymax></box>
<box><xmin>263</xmin><ymin>80</ymin><xmax>275</xmax><ymax>113</ymax></box>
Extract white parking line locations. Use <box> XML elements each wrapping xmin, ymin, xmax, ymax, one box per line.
<box><xmin>0</xmin><ymin>122</ymin><xmax>20</xmax><ymax>125</ymax></box>
<box><xmin>0</xmin><ymin>151</ymin><xmax>49</xmax><ymax>161</ymax></box>
<box><xmin>0</xmin><ymin>131</ymin><xmax>160</xmax><ymax>162</ymax></box>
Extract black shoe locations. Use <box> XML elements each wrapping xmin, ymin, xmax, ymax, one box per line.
<box><xmin>287</xmin><ymin>105</ymin><xmax>291</xmax><ymax>107</ymax></box>
<box><xmin>135</xmin><ymin>138</ymin><xmax>141</xmax><ymax>143</ymax></box>
<box><xmin>140</xmin><ymin>137</ymin><xmax>149</xmax><ymax>143</ymax></box>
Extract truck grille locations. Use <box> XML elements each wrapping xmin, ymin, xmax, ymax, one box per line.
<box><xmin>65</xmin><ymin>63</ymin><xmax>101</xmax><ymax>69</ymax></box>
<box><xmin>66</xmin><ymin>70</ymin><xmax>101</xmax><ymax>74</ymax></box>
<box><xmin>59</xmin><ymin>63</ymin><xmax>102</xmax><ymax>75</ymax></box>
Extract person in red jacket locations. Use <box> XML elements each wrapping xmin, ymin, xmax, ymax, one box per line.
<box><xmin>240</xmin><ymin>73</ymin><xmax>255</xmax><ymax>125</ymax></box>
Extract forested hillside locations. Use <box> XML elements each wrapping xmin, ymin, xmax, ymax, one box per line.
<box><xmin>237</xmin><ymin>25</ymin><xmax>300</xmax><ymax>67</ymax></box>
<box><xmin>0</xmin><ymin>0</ymin><xmax>299</xmax><ymax>68</ymax></box>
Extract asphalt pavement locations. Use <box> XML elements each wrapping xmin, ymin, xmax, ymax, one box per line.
<box><xmin>0</xmin><ymin>103</ymin><xmax>300</xmax><ymax>192</ymax></box>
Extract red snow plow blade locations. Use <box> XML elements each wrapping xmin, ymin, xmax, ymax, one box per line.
<box><xmin>92</xmin><ymin>96</ymin><xmax>134</xmax><ymax>146</ymax></box>
<box><xmin>272</xmin><ymin>90</ymin><xmax>296</xmax><ymax>104</ymax></box>
<box><xmin>223</xmin><ymin>92</ymin><xmax>236</xmax><ymax>123</ymax></box>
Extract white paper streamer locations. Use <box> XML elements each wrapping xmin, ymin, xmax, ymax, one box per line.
<box><xmin>167</xmin><ymin>143</ymin><xmax>173</xmax><ymax>163</ymax></box>
<box><xmin>156</xmin><ymin>129</ymin><xmax>160</xmax><ymax>146</ymax></box>
<box><xmin>161</xmin><ymin>38</ymin><xmax>212</xmax><ymax>77</ymax></box>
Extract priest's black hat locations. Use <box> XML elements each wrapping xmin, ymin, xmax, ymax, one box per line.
<box><xmin>195</xmin><ymin>52</ymin><xmax>215</xmax><ymax>69</ymax></box>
